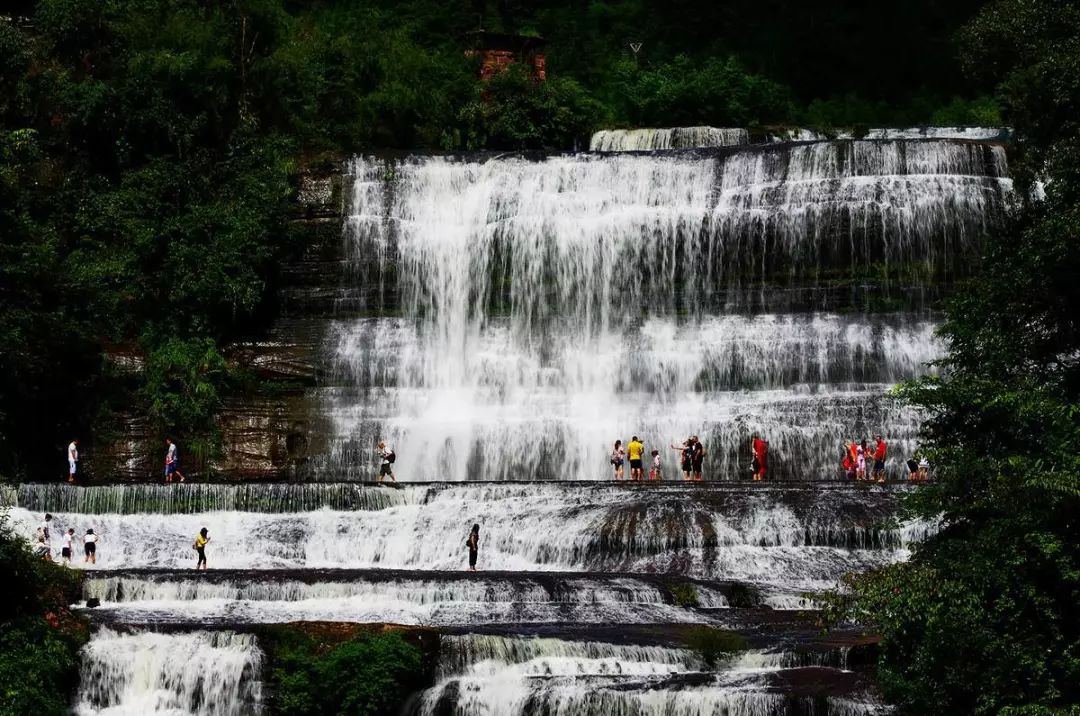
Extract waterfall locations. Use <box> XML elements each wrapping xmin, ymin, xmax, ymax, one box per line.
<box><xmin>327</xmin><ymin>140</ymin><xmax>1009</xmax><ymax>482</ymax></box>
<box><xmin>73</xmin><ymin>629</ymin><xmax>262</xmax><ymax>716</ymax></box>
<box><xmin>590</xmin><ymin>127</ymin><xmax>750</xmax><ymax>151</ymax></box>
<box><xmin>11</xmin><ymin>482</ymin><xmax>926</xmax><ymax>591</ymax></box>
<box><xmin>81</xmin><ymin>573</ymin><xmax>730</xmax><ymax>626</ymax></box>
<box><xmin>416</xmin><ymin>634</ymin><xmax>886</xmax><ymax>716</ymax></box>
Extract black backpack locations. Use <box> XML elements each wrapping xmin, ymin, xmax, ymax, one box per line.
<box><xmin>386</xmin><ymin>451</ymin><xmax>396</xmax><ymax>464</ymax></box>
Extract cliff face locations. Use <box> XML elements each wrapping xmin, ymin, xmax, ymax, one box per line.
<box><xmin>93</xmin><ymin>170</ymin><xmax>343</xmax><ymax>481</ymax></box>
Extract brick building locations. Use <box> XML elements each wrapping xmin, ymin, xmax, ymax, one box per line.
<box><xmin>465</xmin><ymin>31</ymin><xmax>546</xmax><ymax>82</ymax></box>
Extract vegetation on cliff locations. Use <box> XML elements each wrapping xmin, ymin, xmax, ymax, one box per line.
<box><xmin>828</xmin><ymin>2</ymin><xmax>1080</xmax><ymax>713</ymax></box>
<box><xmin>0</xmin><ymin>515</ymin><xmax>88</xmax><ymax>714</ymax></box>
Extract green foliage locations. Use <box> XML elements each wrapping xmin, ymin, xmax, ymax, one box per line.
<box><xmin>143</xmin><ymin>338</ymin><xmax>228</xmax><ymax>440</ymax></box>
<box><xmin>684</xmin><ymin>626</ymin><xmax>748</xmax><ymax>668</ymax></box>
<box><xmin>831</xmin><ymin>3</ymin><xmax>1080</xmax><ymax>713</ymax></box>
<box><xmin>667</xmin><ymin>582</ymin><xmax>699</xmax><ymax>608</ymax></box>
<box><xmin>0</xmin><ymin>513</ymin><xmax>89</xmax><ymax>715</ymax></box>
<box><xmin>260</xmin><ymin>627</ymin><xmax>426</xmax><ymax>716</ymax></box>
<box><xmin>457</xmin><ymin>66</ymin><xmax>606</xmax><ymax>150</ymax></box>
<box><xmin>605</xmin><ymin>55</ymin><xmax>794</xmax><ymax>128</ymax></box>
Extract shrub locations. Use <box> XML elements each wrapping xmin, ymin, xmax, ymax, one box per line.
<box><xmin>684</xmin><ymin>626</ymin><xmax>749</xmax><ymax>668</ymax></box>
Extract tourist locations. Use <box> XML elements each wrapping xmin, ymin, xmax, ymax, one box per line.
<box><xmin>35</xmin><ymin>534</ymin><xmax>51</xmax><ymax>561</ymax></box>
<box><xmin>194</xmin><ymin>527</ymin><xmax>209</xmax><ymax>570</ymax></box>
<box><xmin>83</xmin><ymin>528</ymin><xmax>98</xmax><ymax>565</ymax></box>
<box><xmin>670</xmin><ymin>440</ymin><xmax>692</xmax><ymax>480</ymax></box>
<box><xmin>61</xmin><ymin>528</ymin><xmax>75</xmax><ymax>565</ymax></box>
<box><xmin>39</xmin><ymin>513</ymin><xmax>52</xmax><ymax>541</ymax></box>
<box><xmin>627</xmin><ymin>436</ymin><xmax>644</xmax><ymax>481</ymax></box>
<box><xmin>841</xmin><ymin>446</ymin><xmax>855</xmax><ymax>480</ymax></box>
<box><xmin>649</xmin><ymin>449</ymin><xmax>662</xmax><ymax>480</ymax></box>
<box><xmin>377</xmin><ymin>441</ymin><xmax>396</xmax><ymax>482</ymax></box>
<box><xmin>164</xmin><ymin>438</ymin><xmax>185</xmax><ymax>483</ymax></box>
<box><xmin>906</xmin><ymin>457</ymin><xmax>920</xmax><ymax>481</ymax></box>
<box><xmin>918</xmin><ymin>457</ymin><xmax>930</xmax><ymax>481</ymax></box>
<box><xmin>611</xmin><ymin>440</ymin><xmax>625</xmax><ymax>480</ymax></box>
<box><xmin>856</xmin><ymin>444</ymin><xmax>867</xmax><ymax>480</ymax></box>
<box><xmin>67</xmin><ymin>439</ymin><xmax>79</xmax><ymax>484</ymax></box>
<box><xmin>751</xmin><ymin>434</ymin><xmax>768</xmax><ymax>481</ymax></box>
<box><xmin>691</xmin><ymin>436</ymin><xmax>705</xmax><ymax>481</ymax></box>
<box><xmin>872</xmin><ymin>434</ymin><xmax>887</xmax><ymax>483</ymax></box>
<box><xmin>465</xmin><ymin>523</ymin><xmax>480</xmax><ymax>571</ymax></box>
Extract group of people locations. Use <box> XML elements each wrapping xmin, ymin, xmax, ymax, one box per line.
<box><xmin>33</xmin><ymin>514</ymin><xmax>98</xmax><ymax>565</ymax></box>
<box><xmin>841</xmin><ymin>435</ymin><xmax>931</xmax><ymax>482</ymax></box>
<box><xmin>65</xmin><ymin>437</ymin><xmax>186</xmax><ymax>483</ymax></box>
<box><xmin>842</xmin><ymin>435</ymin><xmax>889</xmax><ymax>482</ymax></box>
<box><xmin>610</xmin><ymin>435</ymin><xmax>769</xmax><ymax>481</ymax></box>
<box><xmin>33</xmin><ymin>513</ymin><xmax>213</xmax><ymax>570</ymax></box>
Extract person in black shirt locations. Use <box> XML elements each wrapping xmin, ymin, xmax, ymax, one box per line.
<box><xmin>465</xmin><ymin>524</ymin><xmax>480</xmax><ymax>571</ymax></box>
<box><xmin>691</xmin><ymin>435</ymin><xmax>705</xmax><ymax>481</ymax></box>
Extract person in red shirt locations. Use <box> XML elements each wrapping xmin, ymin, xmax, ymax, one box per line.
<box><xmin>751</xmin><ymin>434</ymin><xmax>768</xmax><ymax>481</ymax></box>
<box><xmin>872</xmin><ymin>434</ymin><xmax>887</xmax><ymax>483</ymax></box>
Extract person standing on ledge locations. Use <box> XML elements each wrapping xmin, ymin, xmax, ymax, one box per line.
<box><xmin>872</xmin><ymin>434</ymin><xmax>888</xmax><ymax>483</ymax></box>
<box><xmin>83</xmin><ymin>528</ymin><xmax>98</xmax><ymax>565</ymax></box>
<box><xmin>377</xmin><ymin>441</ymin><xmax>396</xmax><ymax>482</ymax></box>
<box><xmin>627</xmin><ymin>436</ymin><xmax>644</xmax><ymax>481</ymax></box>
<box><xmin>751</xmin><ymin>433</ymin><xmax>768</xmax><ymax>481</ymax></box>
<box><xmin>61</xmin><ymin>528</ymin><xmax>75</xmax><ymax>566</ymax></box>
<box><xmin>610</xmin><ymin>440</ymin><xmax>626</xmax><ymax>480</ymax></box>
<box><xmin>671</xmin><ymin>439</ymin><xmax>692</xmax><ymax>480</ymax></box>
<box><xmin>691</xmin><ymin>435</ymin><xmax>705</xmax><ymax>481</ymax></box>
<box><xmin>465</xmin><ymin>523</ymin><xmax>480</xmax><ymax>571</ymax></box>
<box><xmin>194</xmin><ymin>527</ymin><xmax>209</xmax><ymax>570</ymax></box>
<box><xmin>164</xmin><ymin>438</ymin><xmax>185</xmax><ymax>483</ymax></box>
<box><xmin>67</xmin><ymin>439</ymin><xmax>79</xmax><ymax>483</ymax></box>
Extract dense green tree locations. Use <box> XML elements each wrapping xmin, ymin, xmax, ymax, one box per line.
<box><xmin>830</xmin><ymin>2</ymin><xmax>1080</xmax><ymax>713</ymax></box>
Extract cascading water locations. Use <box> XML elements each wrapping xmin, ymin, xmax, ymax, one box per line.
<box><xmin>326</xmin><ymin>139</ymin><xmax>1009</xmax><ymax>482</ymax></box>
<box><xmin>73</xmin><ymin>629</ymin><xmax>262</xmax><ymax>716</ymax></box>
<box><xmin>590</xmin><ymin>127</ymin><xmax>750</xmax><ymax>151</ymax></box>
<box><xmin>34</xmin><ymin>134</ymin><xmax>1006</xmax><ymax>713</ymax></box>
<box><xmin>9</xmin><ymin>484</ymin><xmax>923</xmax><ymax>591</ymax></box>
<box><xmin>416</xmin><ymin>634</ymin><xmax>888</xmax><ymax>716</ymax></box>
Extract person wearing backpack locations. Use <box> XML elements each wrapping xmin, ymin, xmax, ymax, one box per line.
<box><xmin>377</xmin><ymin>441</ymin><xmax>396</xmax><ymax>482</ymax></box>
<box><xmin>465</xmin><ymin>524</ymin><xmax>480</xmax><ymax>571</ymax></box>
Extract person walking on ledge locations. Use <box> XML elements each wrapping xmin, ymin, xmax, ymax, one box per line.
<box><xmin>377</xmin><ymin>441</ymin><xmax>396</xmax><ymax>482</ymax></box>
<box><xmin>465</xmin><ymin>523</ymin><xmax>480</xmax><ymax>571</ymax></box>
<box><xmin>194</xmin><ymin>527</ymin><xmax>210</xmax><ymax>570</ymax></box>
<box><xmin>61</xmin><ymin>528</ymin><xmax>75</xmax><ymax>566</ymax></box>
<box><xmin>67</xmin><ymin>439</ymin><xmax>79</xmax><ymax>484</ymax></box>
<box><xmin>164</xmin><ymin>438</ymin><xmax>185</xmax><ymax>483</ymax></box>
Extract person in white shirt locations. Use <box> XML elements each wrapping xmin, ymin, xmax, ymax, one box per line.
<box><xmin>61</xmin><ymin>528</ymin><xmax>75</xmax><ymax>565</ymax></box>
<box><xmin>67</xmin><ymin>439</ymin><xmax>79</xmax><ymax>483</ymax></box>
<box><xmin>164</xmin><ymin>438</ymin><xmax>185</xmax><ymax>483</ymax></box>
<box><xmin>39</xmin><ymin>513</ymin><xmax>52</xmax><ymax>541</ymax></box>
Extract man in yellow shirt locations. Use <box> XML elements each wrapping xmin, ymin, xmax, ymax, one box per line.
<box><xmin>627</xmin><ymin>436</ymin><xmax>644</xmax><ymax>481</ymax></box>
